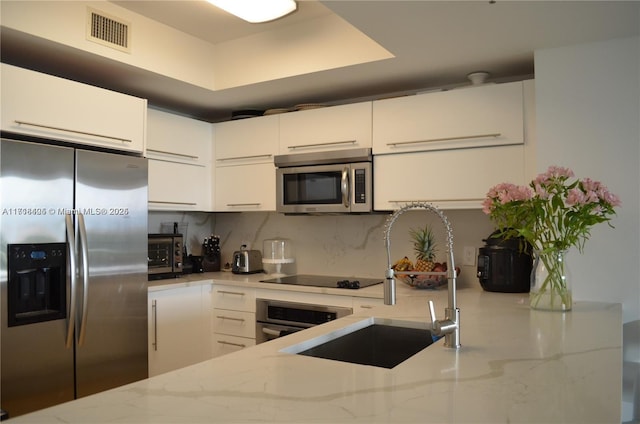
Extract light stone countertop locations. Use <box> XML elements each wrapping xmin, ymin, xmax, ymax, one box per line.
<box><xmin>13</xmin><ymin>276</ymin><xmax>622</xmax><ymax>423</ymax></box>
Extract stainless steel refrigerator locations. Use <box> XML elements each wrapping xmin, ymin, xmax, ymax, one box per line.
<box><xmin>0</xmin><ymin>136</ymin><xmax>148</xmax><ymax>418</ymax></box>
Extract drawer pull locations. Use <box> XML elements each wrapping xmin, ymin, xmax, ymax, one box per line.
<box><xmin>15</xmin><ymin>120</ymin><xmax>132</xmax><ymax>143</ymax></box>
<box><xmin>217</xmin><ymin>340</ymin><xmax>246</xmax><ymax>348</ymax></box>
<box><xmin>359</xmin><ymin>305</ymin><xmax>374</xmax><ymax>309</ymax></box>
<box><xmin>216</xmin><ymin>315</ymin><xmax>245</xmax><ymax>323</ymax></box>
<box><xmin>386</xmin><ymin>133</ymin><xmax>501</xmax><ymax>147</ymax></box>
<box><xmin>216</xmin><ymin>290</ymin><xmax>246</xmax><ymax>296</ymax></box>
<box><xmin>287</xmin><ymin>140</ymin><xmax>356</xmax><ymax>150</ymax></box>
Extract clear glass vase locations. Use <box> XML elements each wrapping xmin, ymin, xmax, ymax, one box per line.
<box><xmin>530</xmin><ymin>250</ymin><xmax>572</xmax><ymax>311</ymax></box>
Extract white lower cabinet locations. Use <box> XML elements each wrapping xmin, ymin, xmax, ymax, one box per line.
<box><xmin>211</xmin><ymin>285</ymin><xmax>256</xmax><ymax>357</ymax></box>
<box><xmin>148</xmin><ymin>283</ymin><xmax>213</xmax><ymax>377</ymax></box>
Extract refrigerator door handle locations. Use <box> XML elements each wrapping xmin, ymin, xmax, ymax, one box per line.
<box><xmin>77</xmin><ymin>213</ymin><xmax>90</xmax><ymax>346</ymax></box>
<box><xmin>65</xmin><ymin>214</ymin><xmax>77</xmax><ymax>349</ymax></box>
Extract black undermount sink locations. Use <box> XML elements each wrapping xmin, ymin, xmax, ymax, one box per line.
<box><xmin>283</xmin><ymin>318</ymin><xmax>437</xmax><ymax>369</ymax></box>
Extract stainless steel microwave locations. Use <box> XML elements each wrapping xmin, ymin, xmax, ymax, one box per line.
<box><xmin>275</xmin><ymin>148</ymin><xmax>372</xmax><ymax>214</ymax></box>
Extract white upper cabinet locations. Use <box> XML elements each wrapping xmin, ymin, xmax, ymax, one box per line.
<box><xmin>373</xmin><ymin>80</ymin><xmax>535</xmax><ymax>210</ymax></box>
<box><xmin>213</xmin><ymin>115</ymin><xmax>279</xmax><ymax>212</ymax></box>
<box><xmin>214</xmin><ymin>115</ymin><xmax>279</xmax><ymax>165</ymax></box>
<box><xmin>1</xmin><ymin>64</ymin><xmax>146</xmax><ymax>153</ymax></box>
<box><xmin>372</xmin><ymin>81</ymin><xmax>524</xmax><ymax>154</ymax></box>
<box><xmin>146</xmin><ymin>108</ymin><xmax>212</xmax><ymax>211</ymax></box>
<box><xmin>146</xmin><ymin>108</ymin><xmax>211</xmax><ymax>165</ymax></box>
<box><xmin>279</xmin><ymin>102</ymin><xmax>372</xmax><ymax>154</ymax></box>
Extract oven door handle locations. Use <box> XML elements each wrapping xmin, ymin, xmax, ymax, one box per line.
<box><xmin>262</xmin><ymin>327</ymin><xmax>282</xmax><ymax>337</ymax></box>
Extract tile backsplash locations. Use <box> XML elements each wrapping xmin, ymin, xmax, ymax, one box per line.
<box><xmin>150</xmin><ymin>209</ymin><xmax>495</xmax><ymax>289</ymax></box>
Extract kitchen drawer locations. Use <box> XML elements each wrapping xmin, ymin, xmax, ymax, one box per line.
<box><xmin>212</xmin><ymin>334</ymin><xmax>256</xmax><ymax>357</ymax></box>
<box><xmin>212</xmin><ymin>309</ymin><xmax>256</xmax><ymax>338</ymax></box>
<box><xmin>212</xmin><ymin>285</ymin><xmax>256</xmax><ymax>312</ymax></box>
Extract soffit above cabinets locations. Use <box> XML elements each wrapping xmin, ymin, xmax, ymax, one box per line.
<box><xmin>1</xmin><ymin>1</ymin><xmax>638</xmax><ymax>122</ymax></box>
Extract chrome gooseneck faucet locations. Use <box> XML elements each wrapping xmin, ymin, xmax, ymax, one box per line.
<box><xmin>383</xmin><ymin>202</ymin><xmax>461</xmax><ymax>349</ymax></box>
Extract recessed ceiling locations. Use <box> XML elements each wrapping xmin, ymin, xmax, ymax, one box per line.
<box><xmin>1</xmin><ymin>1</ymin><xmax>638</xmax><ymax>122</ymax></box>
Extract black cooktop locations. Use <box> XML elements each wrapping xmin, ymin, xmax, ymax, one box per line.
<box><xmin>260</xmin><ymin>274</ymin><xmax>383</xmax><ymax>290</ymax></box>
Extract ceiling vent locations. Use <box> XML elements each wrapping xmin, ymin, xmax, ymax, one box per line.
<box><xmin>86</xmin><ymin>8</ymin><xmax>131</xmax><ymax>53</ymax></box>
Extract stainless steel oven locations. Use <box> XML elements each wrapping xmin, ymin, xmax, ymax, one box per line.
<box><xmin>148</xmin><ymin>234</ymin><xmax>183</xmax><ymax>280</ymax></box>
<box><xmin>256</xmin><ymin>299</ymin><xmax>352</xmax><ymax>344</ymax></box>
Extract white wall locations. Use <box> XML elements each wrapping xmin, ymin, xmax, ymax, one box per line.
<box><xmin>534</xmin><ymin>36</ymin><xmax>640</xmax><ymax>323</ymax></box>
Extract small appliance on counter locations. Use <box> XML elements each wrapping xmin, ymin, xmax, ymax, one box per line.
<box><xmin>476</xmin><ymin>230</ymin><xmax>532</xmax><ymax>293</ymax></box>
<box><xmin>262</xmin><ymin>239</ymin><xmax>294</xmax><ymax>277</ymax></box>
<box><xmin>148</xmin><ymin>233</ymin><xmax>184</xmax><ymax>280</ymax></box>
<box><xmin>202</xmin><ymin>235</ymin><xmax>221</xmax><ymax>272</ymax></box>
<box><xmin>232</xmin><ymin>245</ymin><xmax>263</xmax><ymax>274</ymax></box>
<box><xmin>188</xmin><ymin>255</ymin><xmax>204</xmax><ymax>273</ymax></box>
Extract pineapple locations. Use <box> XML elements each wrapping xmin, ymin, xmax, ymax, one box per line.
<box><xmin>410</xmin><ymin>225</ymin><xmax>437</xmax><ymax>272</ymax></box>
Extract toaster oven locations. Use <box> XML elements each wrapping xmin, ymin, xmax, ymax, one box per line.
<box><xmin>148</xmin><ymin>233</ymin><xmax>183</xmax><ymax>280</ymax></box>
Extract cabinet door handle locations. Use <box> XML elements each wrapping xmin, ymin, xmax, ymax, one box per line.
<box><xmin>146</xmin><ymin>149</ymin><xmax>199</xmax><ymax>160</ymax></box>
<box><xmin>287</xmin><ymin>140</ymin><xmax>356</xmax><ymax>150</ymax></box>
<box><xmin>216</xmin><ymin>154</ymin><xmax>272</xmax><ymax>162</ymax></box>
<box><xmin>152</xmin><ymin>299</ymin><xmax>158</xmax><ymax>351</ymax></box>
<box><xmin>15</xmin><ymin>120</ymin><xmax>133</xmax><ymax>143</ymax></box>
<box><xmin>389</xmin><ymin>198</ymin><xmax>482</xmax><ymax>203</ymax></box>
<box><xmin>216</xmin><ymin>315</ymin><xmax>245</xmax><ymax>323</ymax></box>
<box><xmin>217</xmin><ymin>340</ymin><xmax>246</xmax><ymax>348</ymax></box>
<box><xmin>358</xmin><ymin>305</ymin><xmax>374</xmax><ymax>309</ymax></box>
<box><xmin>386</xmin><ymin>133</ymin><xmax>501</xmax><ymax>147</ymax></box>
<box><xmin>148</xmin><ymin>200</ymin><xmax>198</xmax><ymax>206</ymax></box>
<box><xmin>216</xmin><ymin>290</ymin><xmax>246</xmax><ymax>296</ymax></box>
<box><xmin>225</xmin><ymin>203</ymin><xmax>261</xmax><ymax>207</ymax></box>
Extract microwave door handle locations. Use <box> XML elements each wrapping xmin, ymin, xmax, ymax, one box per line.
<box><xmin>64</xmin><ymin>214</ymin><xmax>77</xmax><ymax>349</ymax></box>
<box><xmin>341</xmin><ymin>166</ymin><xmax>350</xmax><ymax>208</ymax></box>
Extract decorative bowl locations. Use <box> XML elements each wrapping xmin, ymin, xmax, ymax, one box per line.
<box><xmin>395</xmin><ymin>267</ymin><xmax>460</xmax><ymax>290</ymax></box>
<box><xmin>396</xmin><ymin>273</ymin><xmax>448</xmax><ymax>290</ymax></box>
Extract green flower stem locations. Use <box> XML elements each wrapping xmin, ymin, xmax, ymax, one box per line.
<box><xmin>530</xmin><ymin>251</ymin><xmax>572</xmax><ymax>310</ymax></box>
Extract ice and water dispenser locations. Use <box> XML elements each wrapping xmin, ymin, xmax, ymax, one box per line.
<box><xmin>6</xmin><ymin>243</ymin><xmax>66</xmax><ymax>327</ymax></box>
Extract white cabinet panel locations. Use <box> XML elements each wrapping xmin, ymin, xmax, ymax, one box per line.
<box><xmin>213</xmin><ymin>115</ymin><xmax>278</xmax><ymax>211</ymax></box>
<box><xmin>215</xmin><ymin>163</ymin><xmax>275</xmax><ymax>211</ymax></box>
<box><xmin>211</xmin><ymin>285</ymin><xmax>256</xmax><ymax>358</ymax></box>
<box><xmin>212</xmin><ymin>334</ymin><xmax>256</xmax><ymax>357</ymax></box>
<box><xmin>373</xmin><ymin>145</ymin><xmax>526</xmax><ymax>210</ymax></box>
<box><xmin>214</xmin><ymin>115</ymin><xmax>279</xmax><ymax>163</ymax></box>
<box><xmin>148</xmin><ymin>284</ymin><xmax>213</xmax><ymax>377</ymax></box>
<box><xmin>373</xmin><ymin>82</ymin><xmax>524</xmax><ymax>154</ymax></box>
<box><xmin>212</xmin><ymin>310</ymin><xmax>255</xmax><ymax>339</ymax></box>
<box><xmin>148</xmin><ymin>159</ymin><xmax>210</xmax><ymax>211</ymax></box>
<box><xmin>279</xmin><ymin>102</ymin><xmax>372</xmax><ymax>154</ymax></box>
<box><xmin>146</xmin><ymin>108</ymin><xmax>212</xmax><ymax>165</ymax></box>
<box><xmin>212</xmin><ymin>285</ymin><xmax>256</xmax><ymax>312</ymax></box>
<box><xmin>1</xmin><ymin>64</ymin><xmax>146</xmax><ymax>153</ymax></box>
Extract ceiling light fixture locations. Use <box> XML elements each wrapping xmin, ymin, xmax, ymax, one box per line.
<box><xmin>207</xmin><ymin>0</ymin><xmax>297</xmax><ymax>24</ymax></box>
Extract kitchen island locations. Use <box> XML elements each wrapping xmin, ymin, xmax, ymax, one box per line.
<box><xmin>11</xmin><ymin>279</ymin><xmax>622</xmax><ymax>423</ymax></box>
